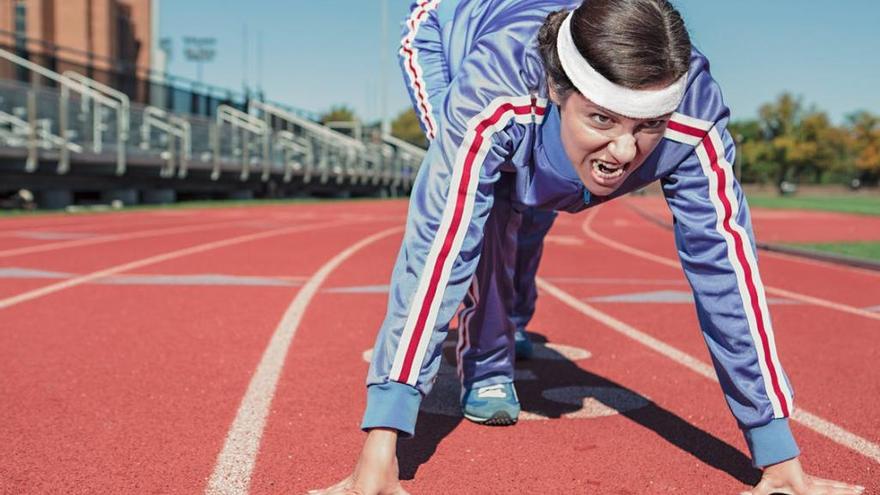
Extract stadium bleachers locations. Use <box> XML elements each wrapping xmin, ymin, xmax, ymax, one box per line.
<box><xmin>0</xmin><ymin>47</ymin><xmax>424</xmax><ymax>208</ymax></box>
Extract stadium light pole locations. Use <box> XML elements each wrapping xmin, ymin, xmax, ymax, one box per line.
<box><xmin>183</xmin><ymin>36</ymin><xmax>216</xmax><ymax>85</ymax></box>
<box><xmin>242</xmin><ymin>24</ymin><xmax>249</xmax><ymax>99</ymax></box>
<box><xmin>380</xmin><ymin>0</ymin><xmax>389</xmax><ymax>136</ymax></box>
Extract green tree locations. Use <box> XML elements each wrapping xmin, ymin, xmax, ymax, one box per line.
<box><xmin>319</xmin><ymin>105</ymin><xmax>357</xmax><ymax>125</ymax></box>
<box><xmin>754</xmin><ymin>93</ymin><xmax>854</xmax><ymax>189</ymax></box>
<box><xmin>798</xmin><ymin>111</ymin><xmax>849</xmax><ymax>183</ymax></box>
<box><xmin>757</xmin><ymin>93</ymin><xmax>808</xmax><ymax>188</ymax></box>
<box><xmin>847</xmin><ymin>111</ymin><xmax>880</xmax><ymax>183</ymax></box>
<box><xmin>729</xmin><ymin>119</ymin><xmax>776</xmax><ymax>184</ymax></box>
<box><xmin>390</xmin><ymin>108</ymin><xmax>428</xmax><ymax>149</ymax></box>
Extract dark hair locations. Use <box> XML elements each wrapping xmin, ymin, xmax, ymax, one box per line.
<box><xmin>537</xmin><ymin>0</ymin><xmax>691</xmax><ymax>100</ymax></box>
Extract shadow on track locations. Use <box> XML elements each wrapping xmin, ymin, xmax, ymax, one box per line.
<box><xmin>397</xmin><ymin>331</ymin><xmax>760</xmax><ymax>485</ymax></box>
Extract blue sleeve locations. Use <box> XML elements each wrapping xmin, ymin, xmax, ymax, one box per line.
<box><xmin>399</xmin><ymin>0</ymin><xmax>451</xmax><ymax>140</ymax></box>
<box><xmin>363</xmin><ymin>36</ymin><xmax>539</xmax><ymax>436</ymax></box>
<box><xmin>661</xmin><ymin>56</ymin><xmax>799</xmax><ymax>467</ymax></box>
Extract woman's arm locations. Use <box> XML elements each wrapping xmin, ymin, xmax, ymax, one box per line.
<box><xmin>662</xmin><ymin>55</ymin><xmax>862</xmax><ymax>494</ymax></box>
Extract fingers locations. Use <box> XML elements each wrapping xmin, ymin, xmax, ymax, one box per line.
<box><xmin>740</xmin><ymin>477</ymin><xmax>865</xmax><ymax>495</ymax></box>
<box><xmin>807</xmin><ymin>475</ymin><xmax>865</xmax><ymax>495</ymax></box>
<box><xmin>809</xmin><ymin>477</ymin><xmax>865</xmax><ymax>494</ymax></box>
<box><xmin>306</xmin><ymin>476</ymin><xmax>354</xmax><ymax>495</ymax></box>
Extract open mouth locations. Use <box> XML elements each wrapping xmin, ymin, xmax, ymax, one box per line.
<box><xmin>590</xmin><ymin>159</ymin><xmax>628</xmax><ymax>182</ymax></box>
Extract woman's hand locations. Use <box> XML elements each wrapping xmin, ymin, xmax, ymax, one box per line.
<box><xmin>740</xmin><ymin>457</ymin><xmax>864</xmax><ymax>495</ymax></box>
<box><xmin>307</xmin><ymin>428</ymin><xmax>409</xmax><ymax>495</ymax></box>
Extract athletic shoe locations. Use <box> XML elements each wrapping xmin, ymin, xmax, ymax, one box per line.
<box><xmin>461</xmin><ymin>382</ymin><xmax>520</xmax><ymax>426</ymax></box>
<box><xmin>514</xmin><ymin>327</ymin><xmax>534</xmax><ymax>360</ymax></box>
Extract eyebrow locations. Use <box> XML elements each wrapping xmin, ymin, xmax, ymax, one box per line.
<box><xmin>583</xmin><ymin>98</ymin><xmax>672</xmax><ymax>123</ymax></box>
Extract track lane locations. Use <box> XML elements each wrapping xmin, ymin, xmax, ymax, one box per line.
<box><xmin>548</xmin><ymin>204</ymin><xmax>880</xmax><ymax>447</ymax></box>
<box><xmin>0</xmin><ymin>219</ymin><xmax>356</xmax><ymax>310</ymax></box>
<box><xmin>4</xmin><ymin>197</ymin><xmax>875</xmax><ymax>493</ymax></box>
<box><xmin>626</xmin><ymin>195</ymin><xmax>880</xmax><ymax>244</ymax></box>
<box><xmin>585</xmin><ymin>202</ymin><xmax>880</xmax><ymax>315</ymax></box>
<box><xmin>0</xmin><ymin>205</ymin><xmax>404</xmax><ymax>494</ymax></box>
<box><xmin>0</xmin><ymin>218</ymin><xmax>268</xmax><ymax>258</ymax></box>
<box><xmin>205</xmin><ymin>226</ymin><xmax>404</xmax><ymax>495</ymax></box>
<box><xmin>248</xmin><ymin>223</ymin><xmax>877</xmax><ymax>493</ymax></box>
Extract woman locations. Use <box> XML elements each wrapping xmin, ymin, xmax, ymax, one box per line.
<box><xmin>313</xmin><ymin>1</ymin><xmax>865</xmax><ymax>493</ymax></box>
<box><xmin>400</xmin><ymin>0</ymin><xmax>561</xmax><ymax>426</ymax></box>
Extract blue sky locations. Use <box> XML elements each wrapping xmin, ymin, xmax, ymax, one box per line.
<box><xmin>159</xmin><ymin>1</ymin><xmax>880</xmax><ymax>124</ymax></box>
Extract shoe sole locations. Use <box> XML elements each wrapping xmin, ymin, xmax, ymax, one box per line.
<box><xmin>463</xmin><ymin>410</ymin><xmax>518</xmax><ymax>426</ymax></box>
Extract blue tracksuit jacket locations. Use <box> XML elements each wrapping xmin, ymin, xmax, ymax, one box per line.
<box><xmin>363</xmin><ymin>0</ymin><xmax>798</xmax><ymax>467</ymax></box>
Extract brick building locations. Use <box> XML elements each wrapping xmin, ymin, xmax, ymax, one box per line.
<box><xmin>0</xmin><ymin>0</ymin><xmax>153</xmax><ymax>76</ymax></box>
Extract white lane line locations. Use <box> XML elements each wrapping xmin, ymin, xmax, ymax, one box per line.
<box><xmin>0</xmin><ymin>211</ymin><xmax>204</xmax><ymax>234</ymax></box>
<box><xmin>581</xmin><ymin>209</ymin><xmax>880</xmax><ymax>322</ymax></box>
<box><xmin>0</xmin><ymin>218</ymin><xmax>257</xmax><ymax>258</ymax></box>
<box><xmin>0</xmin><ymin>220</ymin><xmax>354</xmax><ymax>311</ymax></box>
<box><xmin>624</xmin><ymin>198</ymin><xmax>880</xmax><ymax>279</ymax></box>
<box><xmin>204</xmin><ymin>226</ymin><xmax>403</xmax><ymax>495</ymax></box>
<box><xmin>760</xmin><ymin>249</ymin><xmax>880</xmax><ymax>279</ymax></box>
<box><xmin>535</xmin><ymin>276</ymin><xmax>880</xmax><ymax>464</ymax></box>
<box><xmin>0</xmin><ymin>216</ymin><xmax>199</xmax><ymax>238</ymax></box>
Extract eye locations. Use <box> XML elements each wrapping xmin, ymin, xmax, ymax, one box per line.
<box><xmin>589</xmin><ymin>113</ymin><xmax>612</xmax><ymax>126</ymax></box>
<box><xmin>640</xmin><ymin>119</ymin><xmax>667</xmax><ymax>131</ymax></box>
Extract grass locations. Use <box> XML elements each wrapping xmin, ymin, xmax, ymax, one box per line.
<box><xmin>784</xmin><ymin>241</ymin><xmax>880</xmax><ymax>263</ymax></box>
<box><xmin>746</xmin><ymin>194</ymin><xmax>880</xmax><ymax>216</ymax></box>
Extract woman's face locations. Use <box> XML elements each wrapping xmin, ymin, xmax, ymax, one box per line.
<box><xmin>552</xmin><ymin>89</ymin><xmax>671</xmax><ymax>197</ymax></box>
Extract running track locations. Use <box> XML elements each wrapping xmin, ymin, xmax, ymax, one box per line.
<box><xmin>0</xmin><ymin>197</ymin><xmax>877</xmax><ymax>494</ymax></box>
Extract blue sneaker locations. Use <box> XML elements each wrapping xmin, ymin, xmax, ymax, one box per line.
<box><xmin>514</xmin><ymin>328</ymin><xmax>534</xmax><ymax>360</ymax></box>
<box><xmin>461</xmin><ymin>382</ymin><xmax>520</xmax><ymax>426</ymax></box>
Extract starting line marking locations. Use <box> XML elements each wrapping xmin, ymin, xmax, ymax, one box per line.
<box><xmin>205</xmin><ymin>226</ymin><xmax>403</xmax><ymax>495</ymax></box>
<box><xmin>536</xmin><ymin>276</ymin><xmax>880</xmax><ymax>465</ymax></box>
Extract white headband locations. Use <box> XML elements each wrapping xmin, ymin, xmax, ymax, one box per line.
<box><xmin>556</xmin><ymin>10</ymin><xmax>687</xmax><ymax>119</ymax></box>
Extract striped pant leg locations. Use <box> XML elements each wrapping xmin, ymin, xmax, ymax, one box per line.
<box><xmin>510</xmin><ymin>207</ymin><xmax>557</xmax><ymax>333</ymax></box>
<box><xmin>456</xmin><ymin>179</ymin><xmax>522</xmax><ymax>390</ymax></box>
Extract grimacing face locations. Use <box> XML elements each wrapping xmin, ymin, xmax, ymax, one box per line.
<box><xmin>550</xmin><ymin>86</ymin><xmax>671</xmax><ymax>197</ymax></box>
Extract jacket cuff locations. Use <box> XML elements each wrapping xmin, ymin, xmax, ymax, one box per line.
<box><xmin>360</xmin><ymin>381</ymin><xmax>422</xmax><ymax>437</ymax></box>
<box><xmin>743</xmin><ymin>418</ymin><xmax>800</xmax><ymax>467</ymax></box>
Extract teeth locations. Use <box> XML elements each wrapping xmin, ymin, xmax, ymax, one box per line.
<box><xmin>591</xmin><ymin>160</ymin><xmax>625</xmax><ymax>179</ymax></box>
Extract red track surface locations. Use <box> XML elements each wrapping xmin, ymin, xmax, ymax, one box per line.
<box><xmin>0</xmin><ymin>198</ymin><xmax>877</xmax><ymax>494</ymax></box>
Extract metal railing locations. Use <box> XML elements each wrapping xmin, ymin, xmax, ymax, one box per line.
<box><xmin>0</xmin><ymin>109</ymin><xmax>83</xmax><ymax>171</ymax></box>
<box><xmin>212</xmin><ymin>104</ymin><xmax>269</xmax><ymax>181</ymax></box>
<box><xmin>0</xmin><ymin>47</ymin><xmax>128</xmax><ymax>174</ymax></box>
<box><xmin>382</xmin><ymin>133</ymin><xmax>426</xmax><ymax>189</ymax></box>
<box><xmin>140</xmin><ymin>105</ymin><xmax>191</xmax><ymax>178</ymax></box>
<box><xmin>1</xmin><ymin>46</ymin><xmax>427</xmax><ymax>198</ymax></box>
<box><xmin>275</xmin><ymin>129</ymin><xmax>313</xmax><ymax>183</ymax></box>
<box><xmin>250</xmin><ymin>100</ymin><xmax>370</xmax><ymax>185</ymax></box>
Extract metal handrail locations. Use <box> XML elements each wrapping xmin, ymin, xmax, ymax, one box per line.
<box><xmin>382</xmin><ymin>134</ymin><xmax>427</xmax><ymax>158</ymax></box>
<box><xmin>213</xmin><ymin>104</ymin><xmax>269</xmax><ymax>181</ymax></box>
<box><xmin>0</xmin><ymin>109</ymin><xmax>84</xmax><ymax>153</ymax></box>
<box><xmin>63</xmin><ymin>70</ymin><xmax>130</xmax><ymax>174</ymax></box>
<box><xmin>275</xmin><ymin>129</ymin><xmax>313</xmax><ymax>183</ymax></box>
<box><xmin>0</xmin><ymin>48</ymin><xmax>126</xmax><ymax>174</ymax></box>
<box><xmin>249</xmin><ymin>100</ymin><xmax>364</xmax><ymax>151</ymax></box>
<box><xmin>382</xmin><ymin>134</ymin><xmax>426</xmax><ymax>188</ymax></box>
<box><xmin>141</xmin><ymin>106</ymin><xmax>191</xmax><ymax>178</ymax></box>
<box><xmin>250</xmin><ymin>101</ymin><xmax>374</xmax><ymax>185</ymax></box>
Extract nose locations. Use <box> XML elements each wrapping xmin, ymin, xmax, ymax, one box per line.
<box><xmin>608</xmin><ymin>132</ymin><xmax>637</xmax><ymax>164</ymax></box>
